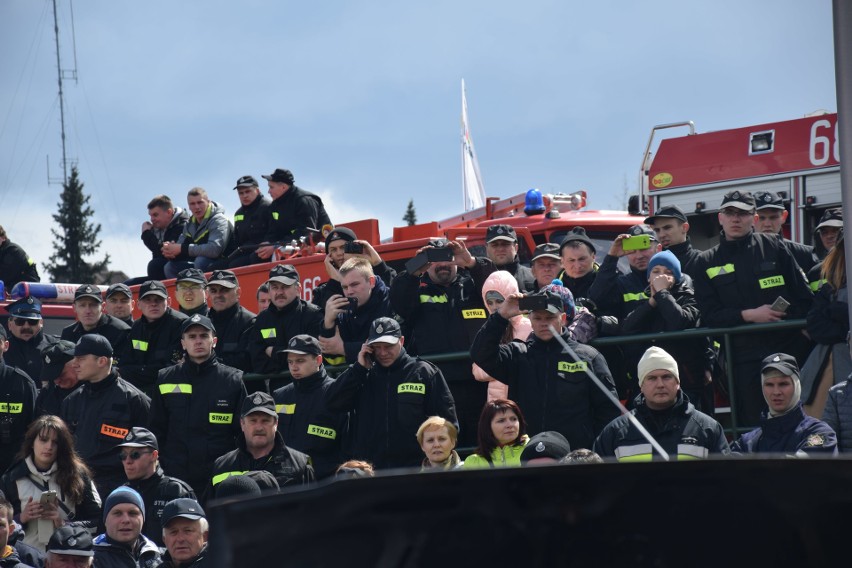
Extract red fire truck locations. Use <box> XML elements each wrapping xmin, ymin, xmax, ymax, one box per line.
<box><xmin>640</xmin><ymin>111</ymin><xmax>840</xmax><ymax>251</ymax></box>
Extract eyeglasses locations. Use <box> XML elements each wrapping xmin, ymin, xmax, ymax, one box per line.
<box><xmin>12</xmin><ymin>318</ymin><xmax>39</xmax><ymax>326</ymax></box>
<box><xmin>177</xmin><ymin>284</ymin><xmax>203</xmax><ymax>291</ymax></box>
<box><xmin>119</xmin><ymin>450</ymin><xmax>152</xmax><ymax>462</ymax></box>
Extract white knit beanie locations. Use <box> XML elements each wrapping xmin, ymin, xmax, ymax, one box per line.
<box><xmin>637</xmin><ymin>346</ymin><xmax>680</xmax><ymax>386</ymax></box>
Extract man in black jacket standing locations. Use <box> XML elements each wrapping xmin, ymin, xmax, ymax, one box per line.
<box><xmin>149</xmin><ymin>315</ymin><xmax>246</xmax><ymax>496</ymax></box>
<box><xmin>206</xmin><ymin>270</ymin><xmax>255</xmax><ymax>374</ymax></box>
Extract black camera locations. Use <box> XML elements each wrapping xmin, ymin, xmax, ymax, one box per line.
<box><xmin>518</xmin><ymin>295</ymin><xmax>549</xmax><ymax>312</ymax></box>
<box><xmin>426</xmin><ymin>247</ymin><xmax>454</xmax><ymax>262</ymax></box>
<box><xmin>344</xmin><ymin>242</ymin><xmax>364</xmax><ymax>254</ymax></box>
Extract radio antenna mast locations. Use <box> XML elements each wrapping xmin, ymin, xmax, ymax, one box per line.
<box><xmin>49</xmin><ymin>0</ymin><xmax>78</xmax><ymax>186</ymax></box>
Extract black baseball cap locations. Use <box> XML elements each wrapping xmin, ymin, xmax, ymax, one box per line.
<box><xmin>207</xmin><ymin>270</ymin><xmax>238</xmax><ymax>289</ymax></box>
<box><xmin>241</xmin><ymin>391</ymin><xmax>278</xmax><ymax>418</ymax></box>
<box><xmin>486</xmin><ymin>224</ymin><xmax>517</xmax><ymax>243</ymax></box>
<box><xmin>74</xmin><ymin>334</ymin><xmax>113</xmax><ymax>358</ymax></box>
<box><xmin>139</xmin><ymin>280</ymin><xmax>168</xmax><ymax>299</ymax></box>
<box><xmin>41</xmin><ymin>340</ymin><xmax>76</xmax><ymax>382</ymax></box>
<box><xmin>267</xmin><ymin>264</ymin><xmax>299</xmax><ymax>286</ymax></box>
<box><xmin>234</xmin><ymin>175</ymin><xmax>259</xmax><ymax>189</ymax></box>
<box><xmin>261</xmin><ymin>168</ymin><xmax>295</xmax><ymax>185</ymax></box>
<box><xmin>176</xmin><ymin>268</ymin><xmax>207</xmax><ymax>286</ymax></box>
<box><xmin>761</xmin><ymin>353</ymin><xmax>800</xmax><ymax>381</ymax></box>
<box><xmin>117</xmin><ymin>427</ymin><xmax>159</xmax><ymax>450</ymax></box>
<box><xmin>720</xmin><ymin>190</ymin><xmax>756</xmax><ymax>211</ymax></box>
<box><xmin>520</xmin><ymin>431</ymin><xmax>572</xmax><ymax>463</ymax></box>
<box><xmin>161</xmin><ymin>498</ymin><xmax>206</xmax><ymax>527</ymax></box>
<box><xmin>74</xmin><ymin>284</ymin><xmax>103</xmax><ymax>303</ymax></box>
<box><xmin>559</xmin><ymin>227</ymin><xmax>596</xmax><ymax>255</ymax></box>
<box><xmin>644</xmin><ymin>205</ymin><xmax>688</xmax><ymax>225</ymax></box>
<box><xmin>106</xmin><ymin>283</ymin><xmax>132</xmax><ymax>299</ymax></box>
<box><xmin>5</xmin><ymin>296</ymin><xmax>42</xmax><ymax>320</ymax></box>
<box><xmin>531</xmin><ymin>243</ymin><xmax>561</xmax><ymax>262</ymax></box>
<box><xmin>816</xmin><ymin>208</ymin><xmax>843</xmax><ymax>231</ymax></box>
<box><xmin>325</xmin><ymin>227</ymin><xmax>357</xmax><ymax>246</ymax></box>
<box><xmin>367</xmin><ymin>317</ymin><xmax>402</xmax><ymax>345</ymax></box>
<box><xmin>281</xmin><ymin>334</ymin><xmax>322</xmax><ymax>356</ymax></box>
<box><xmin>47</xmin><ymin>526</ymin><xmax>93</xmax><ymax>557</ymax></box>
<box><xmin>754</xmin><ymin>191</ymin><xmax>785</xmax><ymax>210</ymax></box>
<box><xmin>180</xmin><ymin>314</ymin><xmax>216</xmax><ymax>334</ymax></box>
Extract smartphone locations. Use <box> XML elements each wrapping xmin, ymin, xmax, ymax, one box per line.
<box><xmin>770</xmin><ymin>296</ymin><xmax>790</xmax><ymax>313</ymax></box>
<box><xmin>40</xmin><ymin>490</ymin><xmax>57</xmax><ymax>505</ymax></box>
<box><xmin>622</xmin><ymin>235</ymin><xmax>651</xmax><ymax>251</ymax></box>
<box><xmin>518</xmin><ymin>295</ymin><xmax>549</xmax><ymax>311</ymax></box>
<box><xmin>426</xmin><ymin>247</ymin><xmax>454</xmax><ymax>262</ymax></box>
<box><xmin>344</xmin><ymin>242</ymin><xmax>364</xmax><ymax>254</ymax></box>
<box><xmin>347</xmin><ymin>297</ymin><xmax>359</xmax><ymax>311</ymax></box>
<box><xmin>405</xmin><ymin>252</ymin><xmax>430</xmax><ymax>274</ymax></box>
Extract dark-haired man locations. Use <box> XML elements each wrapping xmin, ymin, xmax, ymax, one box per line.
<box><xmin>644</xmin><ymin>205</ymin><xmax>702</xmax><ymax>278</ymax></box>
<box><xmin>221</xmin><ymin>175</ymin><xmax>271</xmax><ymax>269</ymax></box>
<box><xmin>141</xmin><ymin>195</ymin><xmax>189</xmax><ymax>280</ymax></box>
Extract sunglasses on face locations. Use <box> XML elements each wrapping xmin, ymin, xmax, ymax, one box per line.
<box><xmin>12</xmin><ymin>318</ymin><xmax>39</xmax><ymax>326</ymax></box>
<box><xmin>119</xmin><ymin>450</ymin><xmax>151</xmax><ymax>462</ymax></box>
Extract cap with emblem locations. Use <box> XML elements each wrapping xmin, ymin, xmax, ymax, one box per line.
<box><xmin>486</xmin><ymin>224</ymin><xmax>517</xmax><ymax>244</ymax></box>
<box><xmin>41</xmin><ymin>340</ymin><xmax>76</xmax><ymax>382</ymax></box>
<box><xmin>74</xmin><ymin>284</ymin><xmax>103</xmax><ymax>303</ymax></box>
<box><xmin>267</xmin><ymin>264</ymin><xmax>299</xmax><ymax>286</ymax></box>
<box><xmin>754</xmin><ymin>191</ymin><xmax>785</xmax><ymax>210</ymax></box>
<box><xmin>74</xmin><ymin>334</ymin><xmax>113</xmax><ymax>358</ymax></box>
<box><xmin>261</xmin><ymin>168</ymin><xmax>295</xmax><ymax>185</ymax></box>
<box><xmin>161</xmin><ymin>498</ymin><xmax>206</xmax><ymax>527</ymax></box>
<box><xmin>559</xmin><ymin>226</ymin><xmax>596</xmax><ymax>255</ymax></box>
<box><xmin>139</xmin><ymin>280</ymin><xmax>168</xmax><ymax>299</ymax></box>
<box><xmin>367</xmin><ymin>317</ymin><xmax>402</xmax><ymax>345</ymax></box>
<box><xmin>180</xmin><ymin>314</ymin><xmax>216</xmax><ymax>334</ymax></box>
<box><xmin>644</xmin><ymin>205</ymin><xmax>688</xmax><ymax>225</ymax></box>
<box><xmin>106</xmin><ymin>283</ymin><xmax>132</xmax><ymax>299</ymax></box>
<box><xmin>815</xmin><ymin>208</ymin><xmax>843</xmax><ymax>231</ymax></box>
<box><xmin>5</xmin><ymin>296</ymin><xmax>42</xmax><ymax>320</ymax></box>
<box><xmin>760</xmin><ymin>352</ymin><xmax>800</xmax><ymax>382</ymax></box>
<box><xmin>234</xmin><ymin>175</ymin><xmax>259</xmax><ymax>189</ymax></box>
<box><xmin>427</xmin><ymin>238</ymin><xmax>448</xmax><ymax>249</ymax></box>
<box><xmin>281</xmin><ymin>334</ymin><xmax>322</xmax><ymax>356</ymax></box>
<box><xmin>207</xmin><ymin>270</ymin><xmax>238</xmax><ymax>289</ymax></box>
<box><xmin>176</xmin><ymin>268</ymin><xmax>207</xmax><ymax>286</ymax></box>
<box><xmin>520</xmin><ymin>431</ymin><xmax>571</xmax><ymax>463</ymax></box>
<box><xmin>117</xmin><ymin>427</ymin><xmax>158</xmax><ymax>450</ymax></box>
<box><xmin>325</xmin><ymin>227</ymin><xmax>357</xmax><ymax>246</ymax></box>
<box><xmin>627</xmin><ymin>224</ymin><xmax>658</xmax><ymax>241</ymax></box>
<box><xmin>47</xmin><ymin>526</ymin><xmax>94</xmax><ymax>557</ymax></box>
<box><xmin>531</xmin><ymin>243</ymin><xmax>561</xmax><ymax>262</ymax></box>
<box><xmin>241</xmin><ymin>391</ymin><xmax>278</xmax><ymax>418</ymax></box>
<box><xmin>720</xmin><ymin>190</ymin><xmax>756</xmax><ymax>211</ymax></box>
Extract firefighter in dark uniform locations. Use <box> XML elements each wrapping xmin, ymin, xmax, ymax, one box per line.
<box><xmin>644</xmin><ymin>205</ymin><xmax>703</xmax><ymax>279</ymax></box>
<box><xmin>471</xmin><ymin>288</ymin><xmax>619</xmax><ymax>451</ymax></box>
<box><xmin>326</xmin><ymin>317</ymin><xmax>458</xmax><ymax>470</ymax></box>
<box><xmin>693</xmin><ymin>190</ymin><xmax>813</xmax><ymax>426</ymax></box>
<box><xmin>311</xmin><ymin>227</ymin><xmax>397</xmax><ymax>312</ymax></box>
<box><xmin>61</xmin><ymin>334</ymin><xmax>151</xmax><ymax>497</ymax></box>
<box><xmin>557</xmin><ymin>227</ymin><xmax>599</xmax><ymax>301</ymax></box>
<box><xmin>119</xmin><ymin>280</ymin><xmax>188</xmax><ymax>396</ymax></box>
<box><xmin>389</xmin><ymin>239</ymin><xmax>487</xmax><ymax>448</ymax></box>
<box><xmin>465</xmin><ymin>224</ymin><xmax>536</xmax><ymax>292</ymax></box>
<box><xmin>593</xmin><ymin>346</ymin><xmax>730</xmax><ymax>461</ymax></box>
<box><xmin>175</xmin><ymin>269</ymin><xmax>209</xmax><ymax>318</ymax></box>
<box><xmin>35</xmin><ymin>339</ymin><xmax>83</xmax><ymax>416</ymax></box>
<box><xmin>249</xmin><ymin>264</ymin><xmax>323</xmax><ymax>376</ymax></box>
<box><xmin>208</xmin><ymin>391</ymin><xmax>314</xmax><ymax>498</ymax></box>
<box><xmin>754</xmin><ymin>191</ymin><xmax>818</xmax><ymax>274</ymax></box>
<box><xmin>273</xmin><ymin>335</ymin><xmax>348</xmax><ymax>479</ymax></box>
<box><xmin>3</xmin><ymin>297</ymin><xmax>58</xmax><ymax>384</ymax></box>
<box><xmin>207</xmin><ymin>270</ymin><xmax>256</xmax><ymax>374</ymax></box>
<box><xmin>118</xmin><ymin>427</ymin><xmax>196</xmax><ymax>547</ymax></box>
<box><xmin>104</xmin><ymin>283</ymin><xmax>135</xmax><ymax>326</ymax></box>
<box><xmin>148</xmin><ymin>314</ymin><xmax>247</xmax><ymax>496</ymax></box>
<box><xmin>0</xmin><ymin>225</ymin><xmax>39</xmax><ymax>289</ymax></box>
<box><xmin>60</xmin><ymin>284</ymin><xmax>130</xmax><ymax>353</ymax></box>
<box><xmin>218</xmin><ymin>175</ymin><xmax>271</xmax><ymax>269</ymax></box>
<box><xmin>252</xmin><ymin>168</ymin><xmax>333</xmax><ymax>264</ymax></box>
<box><xmin>0</xmin><ymin>325</ymin><xmax>37</xmax><ymax>473</ymax></box>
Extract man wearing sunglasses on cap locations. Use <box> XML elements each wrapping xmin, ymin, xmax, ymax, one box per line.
<box><xmin>4</xmin><ymin>296</ymin><xmax>59</xmax><ymax>384</ymax></box>
<box><xmin>118</xmin><ymin>427</ymin><xmax>194</xmax><ymax>547</ymax></box>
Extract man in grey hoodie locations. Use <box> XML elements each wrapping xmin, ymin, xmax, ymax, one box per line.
<box><xmin>162</xmin><ymin>187</ymin><xmax>232</xmax><ymax>278</ymax></box>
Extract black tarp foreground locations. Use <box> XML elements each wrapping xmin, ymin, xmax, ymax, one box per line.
<box><xmin>208</xmin><ymin>457</ymin><xmax>850</xmax><ymax>568</ymax></box>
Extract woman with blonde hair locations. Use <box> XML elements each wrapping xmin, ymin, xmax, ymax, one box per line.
<box><xmin>0</xmin><ymin>415</ymin><xmax>100</xmax><ymax>551</ymax></box>
<box><xmin>416</xmin><ymin>416</ymin><xmax>462</xmax><ymax>471</ymax></box>
<box><xmin>472</xmin><ymin>271</ymin><xmax>532</xmax><ymax>401</ymax></box>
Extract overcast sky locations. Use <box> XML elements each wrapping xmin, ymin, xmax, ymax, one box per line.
<box><xmin>0</xmin><ymin>0</ymin><xmax>838</xmax><ymax>281</ymax></box>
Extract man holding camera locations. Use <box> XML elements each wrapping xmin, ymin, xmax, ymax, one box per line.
<box><xmin>312</xmin><ymin>227</ymin><xmax>397</xmax><ymax>312</ymax></box>
<box><xmin>318</xmin><ymin>257</ymin><xmax>393</xmax><ymax>365</ymax></box>
<box><xmin>389</xmin><ymin>239</ymin><xmax>489</xmax><ymax>447</ymax></box>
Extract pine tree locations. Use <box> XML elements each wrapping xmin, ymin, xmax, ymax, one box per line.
<box><xmin>44</xmin><ymin>166</ymin><xmax>110</xmax><ymax>282</ymax></box>
<box><xmin>403</xmin><ymin>199</ymin><xmax>417</xmax><ymax>226</ymax></box>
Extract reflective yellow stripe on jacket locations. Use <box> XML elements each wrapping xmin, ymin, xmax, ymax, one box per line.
<box><xmin>623</xmin><ymin>292</ymin><xmax>648</xmax><ymax>302</ymax></box>
<box><xmin>212</xmin><ymin>471</ymin><xmax>248</xmax><ymax>486</ymax></box>
<box><xmin>0</xmin><ymin>403</ymin><xmax>23</xmax><ymax>414</ymax></box>
<box><xmin>159</xmin><ymin>384</ymin><xmax>193</xmax><ymax>395</ymax></box>
<box><xmin>706</xmin><ymin>264</ymin><xmax>735</xmax><ymax>279</ymax></box>
<box><xmin>614</xmin><ymin>443</ymin><xmax>708</xmax><ymax>462</ymax></box>
<box><xmin>419</xmin><ymin>294</ymin><xmax>448</xmax><ymax>304</ymax></box>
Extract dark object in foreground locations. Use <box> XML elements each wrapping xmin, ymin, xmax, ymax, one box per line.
<box><xmin>209</xmin><ymin>458</ymin><xmax>848</xmax><ymax>568</ymax></box>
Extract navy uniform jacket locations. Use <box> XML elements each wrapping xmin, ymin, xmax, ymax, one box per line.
<box><xmin>326</xmin><ymin>349</ymin><xmax>458</xmax><ymax>469</ymax></box>
<box><xmin>249</xmin><ymin>299</ymin><xmax>323</xmax><ymax>374</ymax></box>
<box><xmin>730</xmin><ymin>402</ymin><xmax>837</xmax><ymax>455</ymax></box>
<box><xmin>470</xmin><ymin>312</ymin><xmax>619</xmax><ymax>451</ymax></box>
<box><xmin>311</xmin><ymin>260</ymin><xmax>397</xmax><ymax>311</ymax></box>
<box><xmin>119</xmin><ymin>308</ymin><xmax>188</xmax><ymax>396</ymax></box>
<box><xmin>319</xmin><ymin>278</ymin><xmax>393</xmax><ymax>365</ymax></box>
<box><xmin>209</xmin><ymin>303</ymin><xmax>256</xmax><ymax>372</ymax></box>
<box><xmin>593</xmin><ymin>391</ymin><xmax>730</xmax><ymax>461</ymax></box>
<box><xmin>233</xmin><ymin>193</ymin><xmax>272</xmax><ymax>248</ymax></box>
<box><xmin>61</xmin><ymin>314</ymin><xmax>130</xmax><ymax>354</ymax></box>
<box><xmin>0</xmin><ymin>362</ymin><xmax>37</xmax><ymax>473</ymax></box>
<box><xmin>5</xmin><ymin>330</ymin><xmax>58</xmax><ymax>385</ymax></box>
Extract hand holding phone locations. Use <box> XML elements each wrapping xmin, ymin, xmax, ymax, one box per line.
<box><xmin>40</xmin><ymin>490</ymin><xmax>57</xmax><ymax>505</ymax></box>
<box><xmin>622</xmin><ymin>235</ymin><xmax>651</xmax><ymax>251</ymax></box>
<box><xmin>770</xmin><ymin>296</ymin><xmax>790</xmax><ymax>313</ymax></box>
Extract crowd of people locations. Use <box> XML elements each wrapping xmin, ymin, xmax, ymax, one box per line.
<box><xmin>0</xmin><ymin>174</ymin><xmax>850</xmax><ymax>566</ymax></box>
